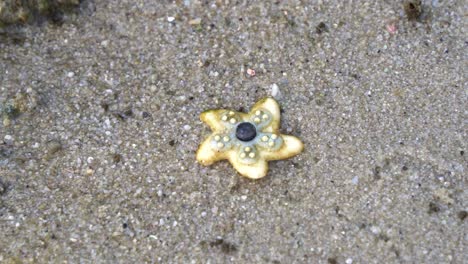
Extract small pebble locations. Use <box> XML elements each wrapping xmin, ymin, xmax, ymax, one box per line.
<box><xmin>370</xmin><ymin>226</ymin><xmax>381</xmax><ymax>234</ymax></box>
<box><xmin>271</xmin><ymin>83</ymin><xmax>281</xmax><ymax>98</ymax></box>
<box><xmin>3</xmin><ymin>135</ymin><xmax>13</xmax><ymax>145</ymax></box>
<box><xmin>386</xmin><ymin>21</ymin><xmax>397</xmax><ymax>34</ymax></box>
<box><xmin>100</xmin><ymin>40</ymin><xmax>109</xmax><ymax>47</ymax></box>
<box><xmin>247</xmin><ymin>68</ymin><xmax>256</xmax><ymax>76</ymax></box>
<box><xmin>189</xmin><ymin>18</ymin><xmax>201</xmax><ymax>25</ymax></box>
<box><xmin>167</xmin><ymin>17</ymin><xmax>175</xmax><ymax>22</ymax></box>
<box><xmin>346</xmin><ymin>258</ymin><xmax>353</xmax><ymax>264</ymax></box>
<box><xmin>67</xmin><ymin>72</ymin><xmax>75</xmax><ymax>78</ymax></box>
<box><xmin>183</xmin><ymin>125</ymin><xmax>191</xmax><ymax>131</ymax></box>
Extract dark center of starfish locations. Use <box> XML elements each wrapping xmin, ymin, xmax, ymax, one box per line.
<box><xmin>236</xmin><ymin>122</ymin><xmax>257</xmax><ymax>142</ymax></box>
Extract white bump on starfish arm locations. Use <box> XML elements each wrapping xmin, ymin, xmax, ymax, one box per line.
<box><xmin>250</xmin><ymin>97</ymin><xmax>281</xmax><ymax>132</ymax></box>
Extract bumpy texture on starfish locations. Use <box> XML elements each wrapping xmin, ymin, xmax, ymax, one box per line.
<box><xmin>196</xmin><ymin>97</ymin><xmax>304</xmax><ymax>179</ymax></box>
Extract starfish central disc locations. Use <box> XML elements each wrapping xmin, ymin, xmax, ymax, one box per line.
<box><xmin>236</xmin><ymin>122</ymin><xmax>257</xmax><ymax>142</ymax></box>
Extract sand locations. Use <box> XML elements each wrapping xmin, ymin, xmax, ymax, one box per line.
<box><xmin>0</xmin><ymin>0</ymin><xmax>466</xmax><ymax>263</ymax></box>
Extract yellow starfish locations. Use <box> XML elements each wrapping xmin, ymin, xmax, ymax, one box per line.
<box><xmin>196</xmin><ymin>97</ymin><xmax>304</xmax><ymax>179</ymax></box>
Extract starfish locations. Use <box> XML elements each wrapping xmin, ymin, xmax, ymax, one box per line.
<box><xmin>196</xmin><ymin>97</ymin><xmax>304</xmax><ymax>179</ymax></box>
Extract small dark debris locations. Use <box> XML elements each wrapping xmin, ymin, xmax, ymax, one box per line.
<box><xmin>428</xmin><ymin>202</ymin><xmax>440</xmax><ymax>214</ymax></box>
<box><xmin>327</xmin><ymin>257</ymin><xmax>338</xmax><ymax>264</ymax></box>
<box><xmin>373</xmin><ymin>166</ymin><xmax>381</xmax><ymax>180</ymax></box>
<box><xmin>168</xmin><ymin>140</ymin><xmax>175</xmax><ymax>146</ymax></box>
<box><xmin>0</xmin><ymin>179</ymin><xmax>7</xmax><ymax>195</ymax></box>
<box><xmin>122</xmin><ymin>223</ymin><xmax>128</xmax><ymax>229</ymax></box>
<box><xmin>114</xmin><ymin>108</ymin><xmax>133</xmax><ymax>120</ymax></box>
<box><xmin>229</xmin><ymin>180</ymin><xmax>241</xmax><ymax>193</ymax></box>
<box><xmin>335</xmin><ymin>206</ymin><xmax>344</xmax><ymax>218</ymax></box>
<box><xmin>391</xmin><ymin>245</ymin><xmax>401</xmax><ymax>258</ymax></box>
<box><xmin>101</xmin><ymin>102</ymin><xmax>110</xmax><ymax>112</ymax></box>
<box><xmin>201</xmin><ymin>60</ymin><xmax>211</xmax><ymax>67</ymax></box>
<box><xmin>237</xmin><ymin>106</ymin><xmax>245</xmax><ymax>112</ymax></box>
<box><xmin>0</xmin><ymin>0</ymin><xmax>82</xmax><ymax>27</ymax></box>
<box><xmin>315</xmin><ymin>93</ymin><xmax>325</xmax><ymax>106</ymax></box>
<box><xmin>49</xmin><ymin>10</ymin><xmax>64</xmax><ymax>25</ymax></box>
<box><xmin>287</xmin><ymin>18</ymin><xmax>296</xmax><ymax>27</ymax></box>
<box><xmin>404</xmin><ymin>1</ymin><xmax>422</xmax><ymax>20</ymax></box>
<box><xmin>291</xmin><ymin>161</ymin><xmax>302</xmax><ymax>168</ymax></box>
<box><xmin>0</xmin><ymin>145</ymin><xmax>14</xmax><ymax>159</ymax></box>
<box><xmin>112</xmin><ymin>153</ymin><xmax>122</xmax><ymax>163</ymax></box>
<box><xmin>46</xmin><ymin>140</ymin><xmax>62</xmax><ymax>156</ymax></box>
<box><xmin>379</xmin><ymin>234</ymin><xmax>390</xmax><ymax>242</ymax></box>
<box><xmin>220</xmin><ymin>242</ymin><xmax>237</xmax><ymax>254</ymax></box>
<box><xmin>460</xmin><ymin>151</ymin><xmax>464</xmax><ymax>156</ymax></box>
<box><xmin>188</xmin><ymin>96</ymin><xmax>194</xmax><ymax>100</ymax></box>
<box><xmin>402</xmin><ymin>165</ymin><xmax>408</xmax><ymax>171</ymax></box>
<box><xmin>316</xmin><ymin>22</ymin><xmax>328</xmax><ymax>34</ymax></box>
<box><xmin>142</xmin><ymin>111</ymin><xmax>151</xmax><ymax>118</ymax></box>
<box><xmin>165</xmin><ymin>90</ymin><xmax>176</xmax><ymax>96</ymax></box>
<box><xmin>124</xmin><ymin>109</ymin><xmax>133</xmax><ymax>117</ymax></box>
<box><xmin>4</xmin><ymin>103</ymin><xmax>21</xmax><ymax>119</ymax></box>
<box><xmin>209</xmin><ymin>238</ymin><xmax>237</xmax><ymax>254</ymax></box>
<box><xmin>457</xmin><ymin>211</ymin><xmax>467</xmax><ymax>221</ymax></box>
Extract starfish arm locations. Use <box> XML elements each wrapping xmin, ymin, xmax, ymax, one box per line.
<box><xmin>200</xmin><ymin>109</ymin><xmax>227</xmax><ymax>131</ymax></box>
<box><xmin>249</xmin><ymin>97</ymin><xmax>281</xmax><ymax>132</ymax></box>
<box><xmin>262</xmin><ymin>135</ymin><xmax>304</xmax><ymax>161</ymax></box>
<box><xmin>196</xmin><ymin>137</ymin><xmax>227</xmax><ymax>166</ymax></box>
<box><xmin>227</xmin><ymin>151</ymin><xmax>269</xmax><ymax>179</ymax></box>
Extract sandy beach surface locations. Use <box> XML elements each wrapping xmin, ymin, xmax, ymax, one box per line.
<box><xmin>0</xmin><ymin>1</ymin><xmax>466</xmax><ymax>263</ymax></box>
